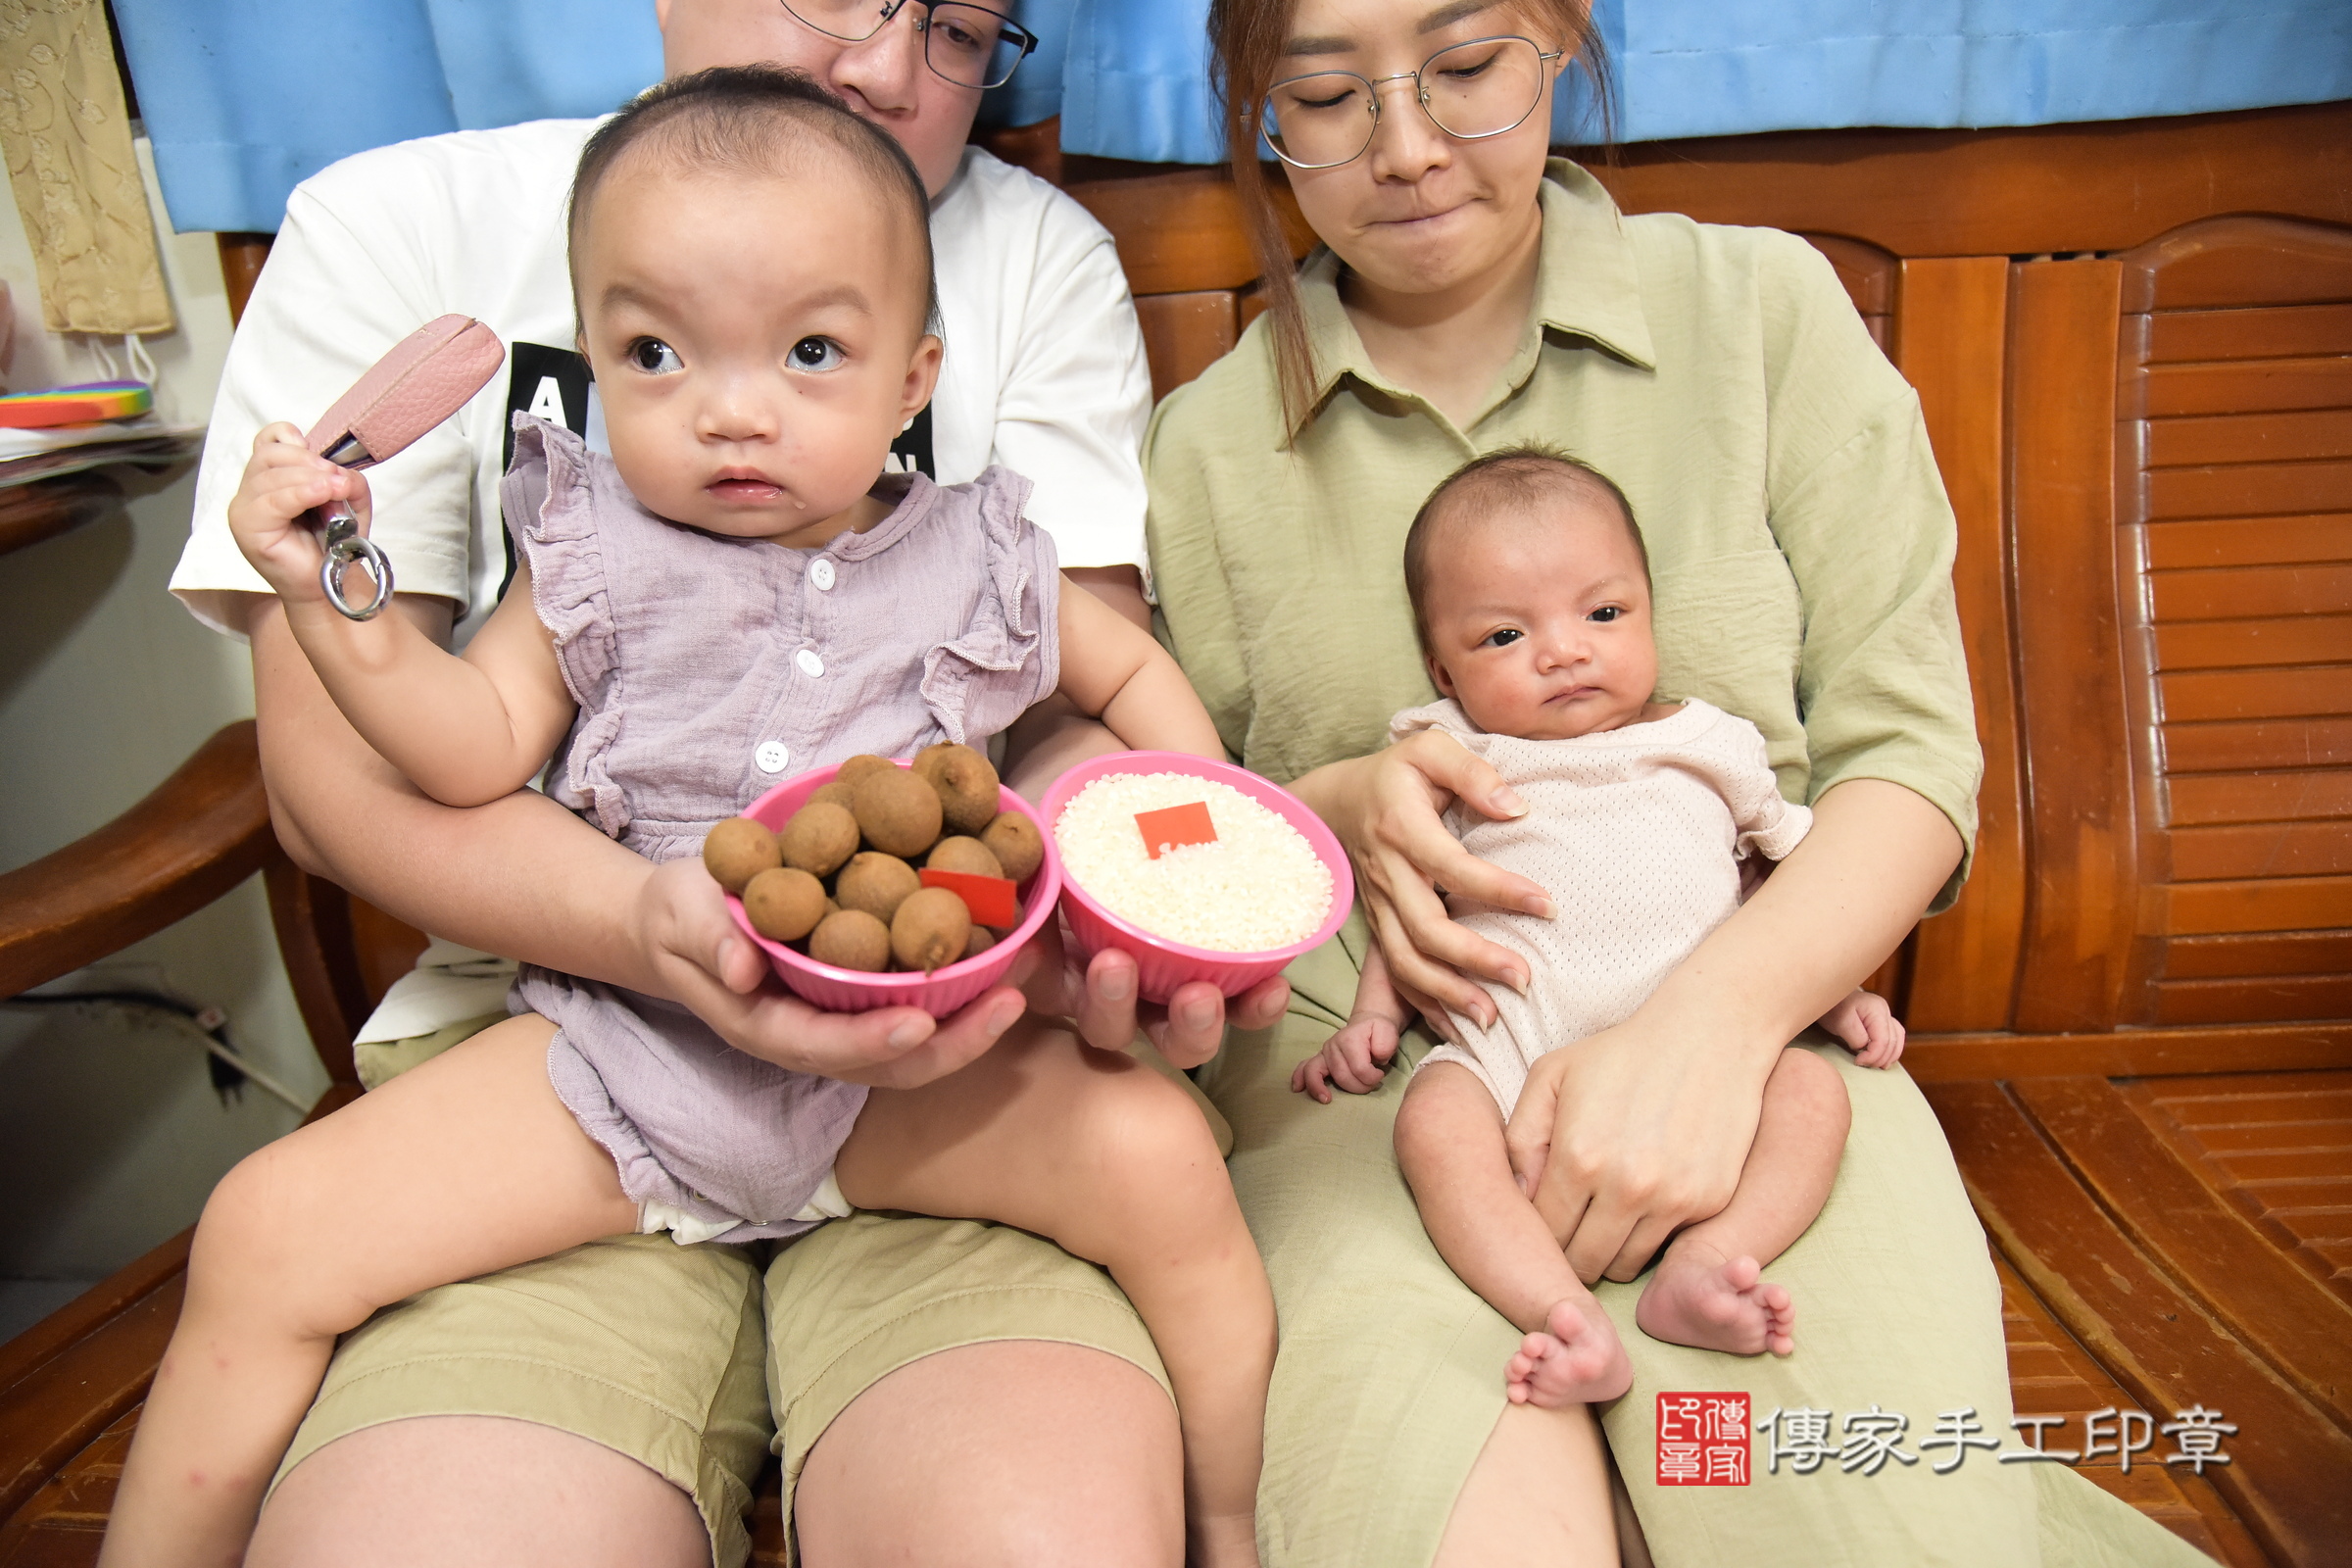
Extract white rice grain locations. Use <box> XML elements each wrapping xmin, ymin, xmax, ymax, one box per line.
<box><xmin>1054</xmin><ymin>772</ymin><xmax>1333</xmax><ymax>953</ymax></box>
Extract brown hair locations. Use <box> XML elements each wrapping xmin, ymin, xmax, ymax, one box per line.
<box><xmin>569</xmin><ymin>66</ymin><xmax>938</xmax><ymax>335</ymax></box>
<box><xmin>1207</xmin><ymin>1</ymin><xmax>1615</xmax><ymax>432</ymax></box>
<box><xmin>1402</xmin><ymin>443</ymin><xmax>1646</xmax><ymax>655</ymax></box>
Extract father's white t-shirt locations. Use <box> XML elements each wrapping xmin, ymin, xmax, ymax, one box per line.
<box><xmin>172</xmin><ymin>117</ymin><xmax>1154</xmax><ymax>642</ymax></box>
<box><xmin>170</xmin><ymin>118</ymin><xmax>1155</xmax><ymax>1043</ymax></box>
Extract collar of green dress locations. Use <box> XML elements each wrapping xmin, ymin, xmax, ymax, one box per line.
<box><xmin>1291</xmin><ymin>160</ymin><xmax>1659</xmax><ymax>440</ymax></box>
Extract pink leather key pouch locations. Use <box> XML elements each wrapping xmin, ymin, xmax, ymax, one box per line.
<box><xmin>306</xmin><ymin>314</ymin><xmax>506</xmax><ymax>618</ymax></box>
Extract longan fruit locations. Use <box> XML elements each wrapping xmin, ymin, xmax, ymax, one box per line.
<box><xmin>852</xmin><ymin>766</ymin><xmax>943</xmax><ymax>858</ymax></box>
<box><xmin>891</xmin><ymin>886</ymin><xmax>972</xmax><ymax>973</ymax></box>
<box><xmin>703</xmin><ymin>816</ymin><xmax>780</xmax><ymax>895</ymax></box>
<box><xmin>924</xmin><ymin>835</ymin><xmax>1004</xmax><ymax>880</ymax></box>
<box><xmin>834</xmin><ymin>851</ymin><xmax>920</xmax><ymax>922</ymax></box>
<box><xmin>980</xmin><ymin>810</ymin><xmax>1045</xmax><ymax>884</ymax></box>
<box><xmin>808</xmin><ymin>907</ymin><xmax>890</xmax><ymax>972</ymax></box>
<box><xmin>835</xmin><ymin>755</ymin><xmax>898</xmax><ymax>787</ymax></box>
<box><xmin>741</xmin><ymin>867</ymin><xmax>826</xmax><ymax>943</ymax></box>
<box><xmin>914</xmin><ymin>743</ymin><xmax>1002</xmax><ymax>836</ymax></box>
<box><xmin>778</xmin><ymin>801</ymin><xmax>858</xmax><ymax>878</ymax></box>
<box><xmin>962</xmin><ymin>926</ymin><xmax>997</xmax><ymax>960</ymax></box>
<box><xmin>808</xmin><ymin>780</ymin><xmax>856</xmax><ymax>811</ymax></box>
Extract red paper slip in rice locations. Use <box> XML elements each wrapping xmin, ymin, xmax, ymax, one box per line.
<box><xmin>918</xmin><ymin>869</ymin><xmax>1020</xmax><ymax>928</ymax></box>
<box><xmin>1135</xmin><ymin>801</ymin><xmax>1216</xmax><ymax>859</ymax></box>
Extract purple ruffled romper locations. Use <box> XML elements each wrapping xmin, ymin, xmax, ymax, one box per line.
<box><xmin>502</xmin><ymin>416</ymin><xmax>1060</xmax><ymax>1243</ymax></box>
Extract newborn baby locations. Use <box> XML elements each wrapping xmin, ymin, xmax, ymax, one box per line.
<box><xmin>1294</xmin><ymin>446</ymin><xmax>1904</xmax><ymax>1407</ymax></box>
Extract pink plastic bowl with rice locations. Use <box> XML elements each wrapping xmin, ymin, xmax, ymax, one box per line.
<box><xmin>1041</xmin><ymin>752</ymin><xmax>1354</xmax><ymax>1004</ymax></box>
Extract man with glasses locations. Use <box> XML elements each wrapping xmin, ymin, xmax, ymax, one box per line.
<box><xmin>168</xmin><ymin>5</ymin><xmax>1182</xmax><ymax>1565</ymax></box>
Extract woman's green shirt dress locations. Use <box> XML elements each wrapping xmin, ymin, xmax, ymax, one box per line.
<box><xmin>1144</xmin><ymin>160</ymin><xmax>2208</xmax><ymax>1568</ymax></box>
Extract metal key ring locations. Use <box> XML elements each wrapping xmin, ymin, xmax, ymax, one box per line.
<box><xmin>318</xmin><ymin>501</ymin><xmax>394</xmax><ymax>620</ymax></box>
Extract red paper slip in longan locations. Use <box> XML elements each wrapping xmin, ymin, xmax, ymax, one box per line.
<box><xmin>1135</xmin><ymin>801</ymin><xmax>1217</xmax><ymax>859</ymax></box>
<box><xmin>918</xmin><ymin>869</ymin><xmax>1019</xmax><ymax>928</ymax></box>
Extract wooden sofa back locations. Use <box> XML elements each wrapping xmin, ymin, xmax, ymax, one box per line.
<box><xmin>1057</xmin><ymin>100</ymin><xmax>2352</xmax><ymax>1073</ymax></box>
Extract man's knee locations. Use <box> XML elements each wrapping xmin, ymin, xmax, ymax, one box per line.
<box><xmin>252</xmin><ymin>1417</ymin><xmax>708</xmax><ymax>1568</ymax></box>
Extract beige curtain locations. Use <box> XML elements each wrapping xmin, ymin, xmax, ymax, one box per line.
<box><xmin>0</xmin><ymin>0</ymin><xmax>172</xmax><ymax>335</ymax></box>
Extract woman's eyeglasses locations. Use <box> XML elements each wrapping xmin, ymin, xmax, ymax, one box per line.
<box><xmin>779</xmin><ymin>0</ymin><xmax>1039</xmax><ymax>91</ymax></box>
<box><xmin>1260</xmin><ymin>36</ymin><xmax>1562</xmax><ymax>171</ymax></box>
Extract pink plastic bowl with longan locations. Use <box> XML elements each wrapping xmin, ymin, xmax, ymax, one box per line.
<box><xmin>1040</xmin><ymin>751</ymin><xmax>1354</xmax><ymax>1004</ymax></box>
<box><xmin>728</xmin><ymin>760</ymin><xmax>1063</xmax><ymax>1016</ymax></box>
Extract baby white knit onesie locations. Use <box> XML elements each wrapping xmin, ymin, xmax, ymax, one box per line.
<box><xmin>1394</xmin><ymin>698</ymin><xmax>1812</xmax><ymax>1115</ymax></box>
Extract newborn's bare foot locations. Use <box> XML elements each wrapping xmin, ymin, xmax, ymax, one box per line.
<box><xmin>1189</xmin><ymin>1511</ymin><xmax>1259</xmax><ymax>1568</ymax></box>
<box><xmin>1504</xmin><ymin>1295</ymin><xmax>1632</xmax><ymax>1408</ymax></box>
<box><xmin>1636</xmin><ymin>1240</ymin><xmax>1795</xmax><ymax>1356</ymax></box>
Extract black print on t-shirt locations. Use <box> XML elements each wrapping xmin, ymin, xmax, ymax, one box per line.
<box><xmin>504</xmin><ymin>342</ymin><xmax>593</xmax><ymax>470</ymax></box>
<box><xmin>889</xmin><ymin>403</ymin><xmax>936</xmax><ymax>478</ymax></box>
<box><xmin>498</xmin><ymin>344</ymin><xmax>593</xmax><ymax>600</ymax></box>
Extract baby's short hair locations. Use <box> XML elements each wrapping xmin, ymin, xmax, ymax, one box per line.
<box><xmin>568</xmin><ymin>66</ymin><xmax>938</xmax><ymax>334</ymax></box>
<box><xmin>1402</xmin><ymin>444</ymin><xmax>1646</xmax><ymax>656</ymax></box>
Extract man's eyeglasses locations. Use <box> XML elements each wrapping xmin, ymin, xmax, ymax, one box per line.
<box><xmin>1260</xmin><ymin>36</ymin><xmax>1562</xmax><ymax>171</ymax></box>
<box><xmin>779</xmin><ymin>0</ymin><xmax>1038</xmax><ymax>91</ymax></box>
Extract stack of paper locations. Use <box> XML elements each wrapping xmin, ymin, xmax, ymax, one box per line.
<box><xmin>0</xmin><ymin>414</ymin><xmax>203</xmax><ymax>488</ymax></box>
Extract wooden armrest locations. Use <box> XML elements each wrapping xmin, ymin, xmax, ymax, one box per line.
<box><xmin>0</xmin><ymin>472</ymin><xmax>124</xmax><ymax>559</ymax></box>
<box><xmin>0</xmin><ymin>720</ymin><xmax>276</xmax><ymax>997</ymax></box>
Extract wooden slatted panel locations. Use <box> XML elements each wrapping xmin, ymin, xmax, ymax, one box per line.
<box><xmin>2152</xmin><ymin>304</ymin><xmax>2352</xmax><ymax>364</ymax></box>
<box><xmin>1996</xmin><ymin>1254</ymin><xmax>2273</xmax><ymax>1566</ymax></box>
<box><xmin>2132</xmin><ymin>1071</ymin><xmax>2352</xmax><ymax>1309</ymax></box>
<box><xmin>2116</xmin><ymin>218</ymin><xmax>2352</xmax><ymax>1022</ymax></box>
<box><xmin>1927</xmin><ymin>1077</ymin><xmax>2352</xmax><ymax>1564</ymax></box>
<box><xmin>2156</xmin><ymin>616</ymin><xmax>2352</xmax><ymax>674</ymax></box>
<box><xmin>2165</xmin><ymin>932</ymin><xmax>2352</xmax><ymax>980</ymax></box>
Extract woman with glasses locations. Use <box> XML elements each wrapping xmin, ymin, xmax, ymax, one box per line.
<box><xmin>165</xmin><ymin>4</ymin><xmax>1278</xmax><ymax>1565</ymax></box>
<box><xmin>1128</xmin><ymin>0</ymin><xmax>2217</xmax><ymax>1562</ymax></box>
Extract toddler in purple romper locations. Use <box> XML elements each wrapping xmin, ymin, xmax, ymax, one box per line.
<box><xmin>158</xmin><ymin>75</ymin><xmax>1273</xmax><ymax>1565</ymax></box>
<box><xmin>508</xmin><ymin>416</ymin><xmax>1060</xmax><ymax>1242</ymax></box>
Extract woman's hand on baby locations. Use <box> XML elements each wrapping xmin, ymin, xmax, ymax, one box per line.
<box><xmin>225</xmin><ymin>422</ymin><xmax>374</xmax><ymax>607</ymax></box>
<box><xmin>1819</xmin><ymin>988</ymin><xmax>1905</xmax><ymax>1068</ymax></box>
<box><xmin>1505</xmin><ymin>1017</ymin><xmax>1771</xmax><ymax>1285</ymax></box>
<box><xmin>1291</xmin><ymin>1015</ymin><xmax>1398</xmax><ymax>1102</ymax></box>
<box><xmin>1298</xmin><ymin>734</ymin><xmax>1552</xmax><ymax>1029</ymax></box>
<box><xmin>632</xmin><ymin>858</ymin><xmax>1028</xmax><ymax>1089</ymax></box>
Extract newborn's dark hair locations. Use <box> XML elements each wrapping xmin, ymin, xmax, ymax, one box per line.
<box><xmin>1402</xmin><ymin>444</ymin><xmax>1648</xmax><ymax>657</ymax></box>
<box><xmin>569</xmin><ymin>66</ymin><xmax>938</xmax><ymax>334</ymax></box>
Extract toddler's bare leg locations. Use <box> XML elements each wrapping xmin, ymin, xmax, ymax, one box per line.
<box><xmin>835</xmin><ymin>1021</ymin><xmax>1271</xmax><ymax>1568</ymax></box>
<box><xmin>1635</xmin><ymin>1046</ymin><xmax>1848</xmax><ymax>1355</ymax></box>
<box><xmin>102</xmin><ymin>1015</ymin><xmax>639</xmax><ymax>1568</ymax></box>
<box><xmin>1393</xmin><ymin>1062</ymin><xmax>1631</xmax><ymax>1410</ymax></box>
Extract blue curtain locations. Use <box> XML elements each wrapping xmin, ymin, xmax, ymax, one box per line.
<box><xmin>115</xmin><ymin>0</ymin><xmax>664</xmax><ymax>232</ymax></box>
<box><xmin>1058</xmin><ymin>0</ymin><xmax>2352</xmax><ymax>164</ymax></box>
<box><xmin>118</xmin><ymin>0</ymin><xmax>2352</xmax><ymax>233</ymax></box>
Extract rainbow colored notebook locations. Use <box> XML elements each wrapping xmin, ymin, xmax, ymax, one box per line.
<box><xmin>0</xmin><ymin>380</ymin><xmax>153</xmax><ymax>429</ymax></box>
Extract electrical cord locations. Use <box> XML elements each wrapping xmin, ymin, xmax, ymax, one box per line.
<box><xmin>0</xmin><ymin>989</ymin><xmax>310</xmax><ymax>1113</ymax></box>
